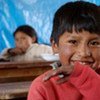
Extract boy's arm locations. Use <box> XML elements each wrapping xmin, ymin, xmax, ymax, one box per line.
<box><xmin>69</xmin><ymin>63</ymin><xmax>100</xmax><ymax>100</ymax></box>
<box><xmin>0</xmin><ymin>48</ymin><xmax>11</xmax><ymax>60</ymax></box>
<box><xmin>43</xmin><ymin>63</ymin><xmax>100</xmax><ymax>100</ymax></box>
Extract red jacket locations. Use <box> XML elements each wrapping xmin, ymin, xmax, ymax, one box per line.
<box><xmin>28</xmin><ymin>63</ymin><xmax>100</xmax><ymax>100</ymax></box>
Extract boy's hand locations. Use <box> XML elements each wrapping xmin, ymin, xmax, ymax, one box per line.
<box><xmin>96</xmin><ymin>64</ymin><xmax>100</xmax><ymax>74</ymax></box>
<box><xmin>43</xmin><ymin>64</ymin><xmax>74</xmax><ymax>84</ymax></box>
<box><xmin>8</xmin><ymin>47</ymin><xmax>25</xmax><ymax>56</ymax></box>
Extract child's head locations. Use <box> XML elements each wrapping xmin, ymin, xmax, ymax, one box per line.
<box><xmin>51</xmin><ymin>1</ymin><xmax>100</xmax><ymax>70</ymax></box>
<box><xmin>13</xmin><ymin>25</ymin><xmax>37</xmax><ymax>51</ymax></box>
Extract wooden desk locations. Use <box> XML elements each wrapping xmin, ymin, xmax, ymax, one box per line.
<box><xmin>0</xmin><ymin>61</ymin><xmax>53</xmax><ymax>83</ymax></box>
<box><xmin>0</xmin><ymin>61</ymin><xmax>53</xmax><ymax>99</ymax></box>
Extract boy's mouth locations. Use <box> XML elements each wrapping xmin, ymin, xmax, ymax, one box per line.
<box><xmin>71</xmin><ymin>60</ymin><xmax>94</xmax><ymax>67</ymax></box>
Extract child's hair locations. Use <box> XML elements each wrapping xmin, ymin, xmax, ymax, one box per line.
<box><xmin>51</xmin><ymin>1</ymin><xmax>100</xmax><ymax>44</ymax></box>
<box><xmin>13</xmin><ymin>25</ymin><xmax>38</xmax><ymax>43</ymax></box>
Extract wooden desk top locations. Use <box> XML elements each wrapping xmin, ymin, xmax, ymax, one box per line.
<box><xmin>0</xmin><ymin>60</ymin><xmax>55</xmax><ymax>68</ymax></box>
<box><xmin>0</xmin><ymin>61</ymin><xmax>54</xmax><ymax>83</ymax></box>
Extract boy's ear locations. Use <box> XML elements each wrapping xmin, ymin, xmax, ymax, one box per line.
<box><xmin>51</xmin><ymin>40</ymin><xmax>59</xmax><ymax>54</ymax></box>
<box><xmin>32</xmin><ymin>37</ymin><xmax>36</xmax><ymax>43</ymax></box>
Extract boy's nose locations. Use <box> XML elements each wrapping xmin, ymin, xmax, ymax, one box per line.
<box><xmin>76</xmin><ymin>45</ymin><xmax>92</xmax><ymax>58</ymax></box>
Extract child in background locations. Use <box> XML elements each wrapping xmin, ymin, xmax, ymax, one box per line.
<box><xmin>28</xmin><ymin>1</ymin><xmax>100</xmax><ymax>100</ymax></box>
<box><xmin>1</xmin><ymin>25</ymin><xmax>53</xmax><ymax>61</ymax></box>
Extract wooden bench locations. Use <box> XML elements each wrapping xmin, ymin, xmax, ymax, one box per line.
<box><xmin>0</xmin><ymin>81</ymin><xmax>31</xmax><ymax>99</ymax></box>
<box><xmin>0</xmin><ymin>61</ymin><xmax>53</xmax><ymax>99</ymax></box>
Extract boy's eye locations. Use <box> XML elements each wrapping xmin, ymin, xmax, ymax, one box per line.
<box><xmin>68</xmin><ymin>40</ymin><xmax>78</xmax><ymax>45</ymax></box>
<box><xmin>89</xmin><ymin>41</ymin><xmax>100</xmax><ymax>47</ymax></box>
<box><xmin>22</xmin><ymin>37</ymin><xmax>26</xmax><ymax>40</ymax></box>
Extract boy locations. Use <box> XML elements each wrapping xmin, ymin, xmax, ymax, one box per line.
<box><xmin>1</xmin><ymin>25</ymin><xmax>53</xmax><ymax>61</ymax></box>
<box><xmin>28</xmin><ymin>1</ymin><xmax>100</xmax><ymax>100</ymax></box>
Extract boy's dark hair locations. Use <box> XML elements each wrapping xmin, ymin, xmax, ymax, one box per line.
<box><xmin>51</xmin><ymin>1</ymin><xmax>100</xmax><ymax>44</ymax></box>
<box><xmin>13</xmin><ymin>25</ymin><xmax>38</xmax><ymax>43</ymax></box>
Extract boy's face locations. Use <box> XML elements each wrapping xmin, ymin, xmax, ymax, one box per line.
<box><xmin>52</xmin><ymin>30</ymin><xmax>100</xmax><ymax>70</ymax></box>
<box><xmin>15</xmin><ymin>32</ymin><xmax>34</xmax><ymax>52</ymax></box>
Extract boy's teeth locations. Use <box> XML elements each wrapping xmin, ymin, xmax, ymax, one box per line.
<box><xmin>79</xmin><ymin>62</ymin><xmax>87</xmax><ymax>65</ymax></box>
<box><xmin>79</xmin><ymin>62</ymin><xmax>86</xmax><ymax>65</ymax></box>
<box><xmin>71</xmin><ymin>61</ymin><xmax>92</xmax><ymax>66</ymax></box>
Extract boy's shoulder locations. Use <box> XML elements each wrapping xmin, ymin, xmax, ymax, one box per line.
<box><xmin>32</xmin><ymin>70</ymin><xmax>53</xmax><ymax>83</ymax></box>
<box><xmin>28</xmin><ymin>43</ymin><xmax>52</xmax><ymax>50</ymax></box>
<box><xmin>30</xmin><ymin>69</ymin><xmax>58</xmax><ymax>88</ymax></box>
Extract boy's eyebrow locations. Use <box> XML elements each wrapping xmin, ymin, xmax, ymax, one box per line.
<box><xmin>67</xmin><ymin>35</ymin><xmax>81</xmax><ymax>39</ymax></box>
<box><xmin>89</xmin><ymin>37</ymin><xmax>100</xmax><ymax>41</ymax></box>
<box><xmin>67</xmin><ymin>36</ymin><xmax>100</xmax><ymax>41</ymax></box>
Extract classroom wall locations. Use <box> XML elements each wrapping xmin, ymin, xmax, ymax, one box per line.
<box><xmin>0</xmin><ymin>0</ymin><xmax>100</xmax><ymax>52</ymax></box>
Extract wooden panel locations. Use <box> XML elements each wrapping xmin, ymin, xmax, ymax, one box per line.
<box><xmin>0</xmin><ymin>61</ymin><xmax>54</xmax><ymax>68</ymax></box>
<box><xmin>0</xmin><ymin>66</ymin><xmax>51</xmax><ymax>83</ymax></box>
<box><xmin>0</xmin><ymin>61</ymin><xmax>53</xmax><ymax>83</ymax></box>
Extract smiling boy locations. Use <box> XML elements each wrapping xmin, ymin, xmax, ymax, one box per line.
<box><xmin>28</xmin><ymin>1</ymin><xmax>100</xmax><ymax>100</ymax></box>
